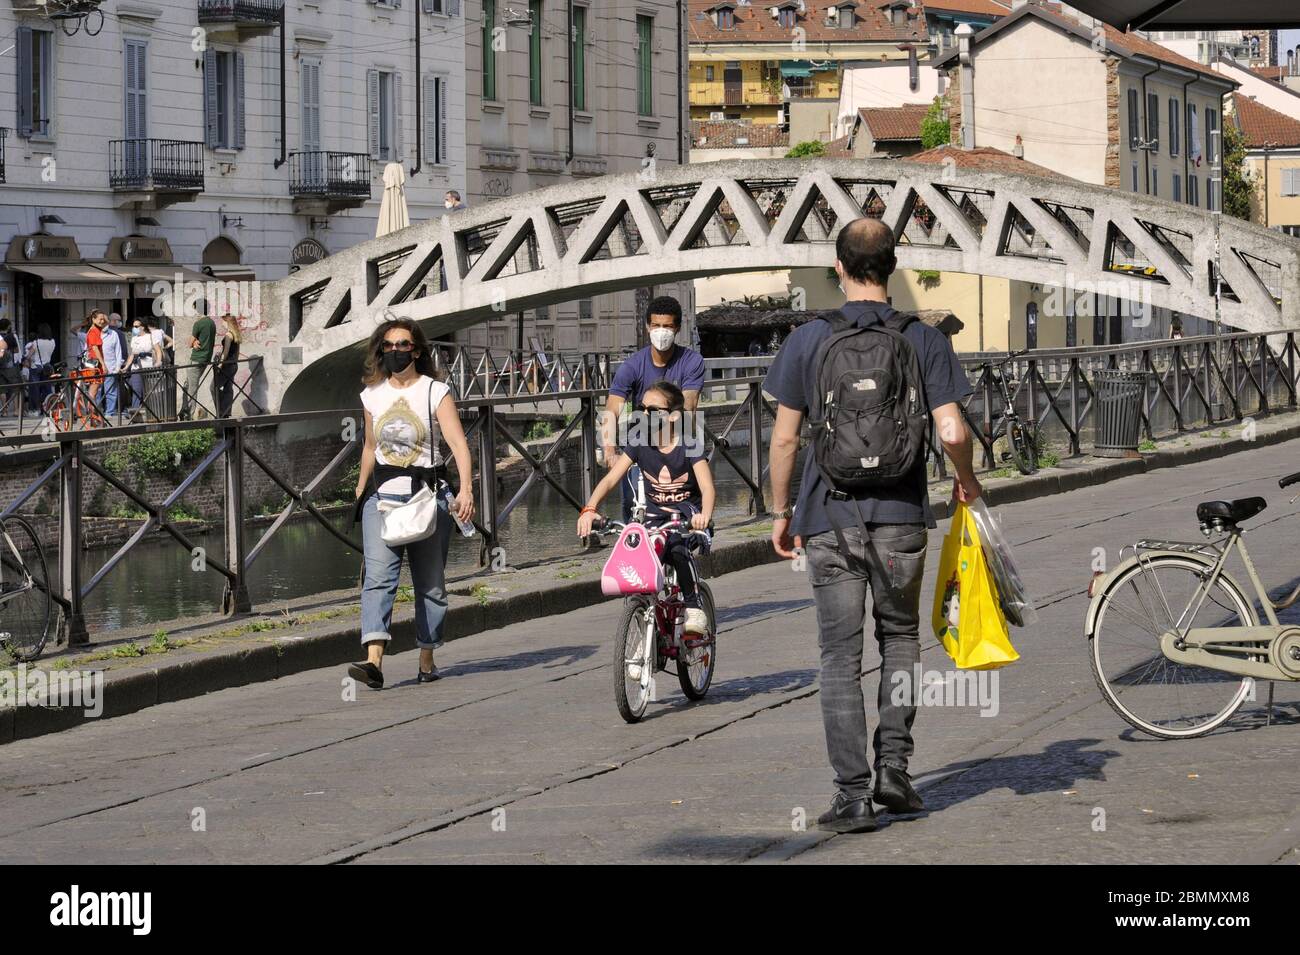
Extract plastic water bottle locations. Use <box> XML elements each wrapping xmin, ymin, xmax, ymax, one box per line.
<box><xmin>438</xmin><ymin>481</ymin><xmax>475</xmax><ymax>538</ymax></box>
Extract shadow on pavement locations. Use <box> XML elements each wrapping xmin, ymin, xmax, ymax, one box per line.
<box><xmin>440</xmin><ymin>644</ymin><xmax>599</xmax><ymax>677</ymax></box>
<box><xmin>913</xmin><ymin>737</ymin><xmax>1122</xmax><ymax>815</ymax></box>
<box><xmin>715</xmin><ymin>599</ymin><xmax>813</xmax><ymax>628</ymax></box>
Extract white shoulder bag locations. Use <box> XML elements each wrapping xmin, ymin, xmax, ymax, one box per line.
<box><xmin>376</xmin><ymin>379</ymin><xmax>440</xmax><ymax>546</ymax></box>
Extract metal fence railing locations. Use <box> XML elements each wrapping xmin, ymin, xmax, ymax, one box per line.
<box><xmin>4</xmin><ymin>332</ymin><xmax>1298</xmax><ymax>649</ymax></box>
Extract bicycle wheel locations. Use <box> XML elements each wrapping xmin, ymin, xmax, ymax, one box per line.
<box><xmin>614</xmin><ymin>596</ymin><xmax>655</xmax><ymax>723</ymax></box>
<box><xmin>0</xmin><ymin>516</ymin><xmax>52</xmax><ymax>662</ymax></box>
<box><xmin>1089</xmin><ymin>555</ymin><xmax>1257</xmax><ymax>739</ymax></box>
<box><xmin>678</xmin><ymin>581</ymin><xmax>716</xmax><ymax>700</ymax></box>
<box><xmin>1007</xmin><ymin>420</ymin><xmax>1038</xmax><ymax>475</ymax></box>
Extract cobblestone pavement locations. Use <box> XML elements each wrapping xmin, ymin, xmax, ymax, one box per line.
<box><xmin>1</xmin><ymin>440</ymin><xmax>1297</xmax><ymax>864</ymax></box>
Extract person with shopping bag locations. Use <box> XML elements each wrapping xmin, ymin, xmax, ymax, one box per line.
<box><xmin>766</xmin><ymin>218</ymin><xmax>981</xmax><ymax>834</ymax></box>
<box><xmin>933</xmin><ymin>503</ymin><xmax>1021</xmax><ymax>670</ymax></box>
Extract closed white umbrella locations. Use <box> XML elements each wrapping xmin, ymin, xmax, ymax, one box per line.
<box><xmin>376</xmin><ymin>162</ymin><xmax>410</xmax><ymax>238</ymax></box>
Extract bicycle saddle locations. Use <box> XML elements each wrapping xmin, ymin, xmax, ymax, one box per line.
<box><xmin>1196</xmin><ymin>497</ymin><xmax>1267</xmax><ymax>525</ymax></box>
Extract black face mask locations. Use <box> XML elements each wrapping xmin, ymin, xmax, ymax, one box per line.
<box><xmin>382</xmin><ymin>349</ymin><xmax>415</xmax><ymax>375</ymax></box>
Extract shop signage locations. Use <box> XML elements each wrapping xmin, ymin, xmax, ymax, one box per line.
<box><xmin>6</xmin><ymin>234</ymin><xmax>80</xmax><ymax>264</ymax></box>
<box><xmin>291</xmin><ymin>238</ymin><xmax>328</xmax><ymax>266</ymax></box>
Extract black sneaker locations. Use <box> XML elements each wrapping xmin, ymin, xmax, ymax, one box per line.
<box><xmin>347</xmin><ymin>661</ymin><xmax>384</xmax><ymax>690</ymax></box>
<box><xmin>416</xmin><ymin>662</ymin><xmax>440</xmax><ymax>683</ymax></box>
<box><xmin>816</xmin><ymin>792</ymin><xmax>878</xmax><ymax>834</ymax></box>
<box><xmin>873</xmin><ymin>765</ymin><xmax>924</xmax><ymax>814</ymax></box>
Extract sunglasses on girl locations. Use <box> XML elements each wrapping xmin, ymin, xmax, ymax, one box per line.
<box><xmin>381</xmin><ymin>340</ymin><xmax>415</xmax><ymax>352</ymax></box>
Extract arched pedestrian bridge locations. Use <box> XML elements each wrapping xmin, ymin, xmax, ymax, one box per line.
<box><xmin>263</xmin><ymin>158</ymin><xmax>1300</xmax><ymax>411</ymax></box>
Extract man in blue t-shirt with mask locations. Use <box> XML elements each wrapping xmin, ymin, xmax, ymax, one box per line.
<box><xmin>765</xmin><ymin>217</ymin><xmax>982</xmax><ymax>835</ymax></box>
<box><xmin>602</xmin><ymin>296</ymin><xmax>706</xmax><ymax>522</ymax></box>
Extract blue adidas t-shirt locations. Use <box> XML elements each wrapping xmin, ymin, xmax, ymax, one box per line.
<box><xmin>763</xmin><ymin>301</ymin><xmax>972</xmax><ymax>537</ymax></box>
<box><xmin>610</xmin><ymin>344</ymin><xmax>707</xmax><ymax>409</ymax></box>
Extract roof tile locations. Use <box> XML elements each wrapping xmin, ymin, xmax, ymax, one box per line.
<box><xmin>1231</xmin><ymin>92</ymin><xmax>1300</xmax><ymax>149</ymax></box>
<box><xmin>690</xmin><ymin>0</ymin><xmax>927</xmax><ymax>45</ymax></box>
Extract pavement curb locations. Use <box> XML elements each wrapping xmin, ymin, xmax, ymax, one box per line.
<box><xmin>4</xmin><ymin>417</ymin><xmax>1298</xmax><ymax>744</ymax></box>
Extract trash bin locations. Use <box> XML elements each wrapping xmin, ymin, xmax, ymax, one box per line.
<box><xmin>1093</xmin><ymin>369</ymin><xmax>1148</xmax><ymax>458</ymax></box>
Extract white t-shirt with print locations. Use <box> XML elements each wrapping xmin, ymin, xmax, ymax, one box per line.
<box><xmin>360</xmin><ymin>375</ymin><xmax>450</xmax><ymax>495</ymax></box>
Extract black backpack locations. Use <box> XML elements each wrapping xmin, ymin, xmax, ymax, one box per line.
<box><xmin>808</xmin><ymin>307</ymin><xmax>928</xmax><ymax>493</ymax></box>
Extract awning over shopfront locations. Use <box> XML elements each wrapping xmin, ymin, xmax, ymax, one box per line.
<box><xmin>779</xmin><ymin>61</ymin><xmax>814</xmax><ymax>78</ymax></box>
<box><xmin>92</xmin><ymin>262</ymin><xmax>211</xmax><ymax>291</ymax></box>
<box><xmin>6</xmin><ymin>262</ymin><xmax>130</xmax><ymax>300</ymax></box>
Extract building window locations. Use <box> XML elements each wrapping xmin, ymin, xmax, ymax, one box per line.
<box><xmin>573</xmin><ymin>6</ymin><xmax>587</xmax><ymax>111</ymax></box>
<box><xmin>1127</xmin><ymin>88</ymin><xmax>1139</xmax><ymax>149</ymax></box>
<box><xmin>1146</xmin><ymin>91</ymin><xmax>1159</xmax><ymax>150</ymax></box>
<box><xmin>425</xmin><ymin>74</ymin><xmax>448</xmax><ymax>164</ymax></box>
<box><xmin>1169</xmin><ymin>97</ymin><xmax>1179</xmax><ymax>156</ymax></box>
<box><xmin>717</xmin><ymin>6</ymin><xmax>734</xmax><ymax>29</ymax></box>
<box><xmin>367</xmin><ymin>69</ymin><xmax>402</xmax><ymax>162</ymax></box>
<box><xmin>840</xmin><ymin>6</ymin><xmax>855</xmax><ymax>28</ymax></box>
<box><xmin>124</xmin><ymin>39</ymin><xmax>148</xmax><ymax>145</ymax></box>
<box><xmin>1187</xmin><ymin>102</ymin><xmax>1200</xmax><ymax>161</ymax></box>
<box><xmin>204</xmin><ymin>49</ymin><xmax>246</xmax><ymax>149</ymax></box>
<box><xmin>637</xmin><ymin>15</ymin><xmax>653</xmax><ymax>116</ymax></box>
<box><xmin>1132</xmin><ymin>163</ymin><xmax>1139</xmax><ymax>192</ymax></box>
<box><xmin>1151</xmin><ymin>166</ymin><xmax>1158</xmax><ymax>197</ymax></box>
<box><xmin>1283</xmin><ymin>168</ymin><xmax>1300</xmax><ymax>197</ymax></box>
<box><xmin>705</xmin><ymin>65</ymin><xmax>714</xmax><ymax>82</ymax></box>
<box><xmin>483</xmin><ymin>0</ymin><xmax>497</xmax><ymax>101</ymax></box>
<box><xmin>1281</xmin><ymin>225</ymin><xmax>1300</xmax><ymax>237</ymax></box>
<box><xmin>579</xmin><ymin>298</ymin><xmax>593</xmax><ymax>322</ymax></box>
<box><xmin>301</xmin><ymin>58</ymin><xmax>321</xmax><ymax>154</ymax></box>
<box><xmin>1204</xmin><ymin>107</ymin><xmax>1218</xmax><ymax>166</ymax></box>
<box><xmin>1172</xmin><ymin>173</ymin><xmax>1181</xmax><ymax>203</ymax></box>
<box><xmin>1188</xmin><ymin>174</ymin><xmax>1199</xmax><ymax>207</ymax></box>
<box><xmin>16</xmin><ymin>26</ymin><xmax>54</xmax><ymax>138</ymax></box>
<box><xmin>778</xmin><ymin>6</ymin><xmax>797</xmax><ymax>28</ymax></box>
<box><xmin>529</xmin><ymin>0</ymin><xmax>543</xmax><ymax>106</ymax></box>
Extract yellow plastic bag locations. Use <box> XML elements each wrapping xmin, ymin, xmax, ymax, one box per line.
<box><xmin>932</xmin><ymin>503</ymin><xmax>1020</xmax><ymax>670</ymax></box>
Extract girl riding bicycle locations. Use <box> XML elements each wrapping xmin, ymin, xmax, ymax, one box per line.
<box><xmin>577</xmin><ymin>380</ymin><xmax>715</xmax><ymax>636</ymax></box>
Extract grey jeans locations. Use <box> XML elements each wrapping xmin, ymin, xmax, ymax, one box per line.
<box><xmin>806</xmin><ymin>522</ymin><xmax>927</xmax><ymax>799</ymax></box>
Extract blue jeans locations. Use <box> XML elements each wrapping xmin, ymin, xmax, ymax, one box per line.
<box><xmin>101</xmin><ymin>372</ymin><xmax>120</xmax><ymax>416</ymax></box>
<box><xmin>361</xmin><ymin>490</ymin><xmax>453</xmax><ymax>650</ymax></box>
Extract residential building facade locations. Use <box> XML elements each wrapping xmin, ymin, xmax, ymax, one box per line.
<box><xmin>0</xmin><ymin>1</ymin><xmax>465</xmax><ymax>361</ymax></box>
<box><xmin>689</xmin><ymin>0</ymin><xmax>929</xmax><ymax>128</ymax></box>
<box><xmin>462</xmin><ymin>0</ymin><xmax>692</xmax><ymax>355</ymax></box>
<box><xmin>1231</xmin><ymin>93</ymin><xmax>1300</xmax><ymax>236</ymax></box>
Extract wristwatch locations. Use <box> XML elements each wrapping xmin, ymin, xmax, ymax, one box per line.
<box><xmin>772</xmin><ymin>506</ymin><xmax>794</xmax><ymax>520</ymax></box>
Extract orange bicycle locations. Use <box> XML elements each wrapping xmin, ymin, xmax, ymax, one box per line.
<box><xmin>41</xmin><ymin>361</ymin><xmax>107</xmax><ymax>431</ymax></box>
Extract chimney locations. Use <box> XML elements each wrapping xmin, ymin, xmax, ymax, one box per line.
<box><xmin>957</xmin><ymin>22</ymin><xmax>975</xmax><ymax>149</ymax></box>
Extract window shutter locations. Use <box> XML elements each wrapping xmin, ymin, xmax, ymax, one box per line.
<box><xmin>448</xmin><ymin>0</ymin><xmax>460</xmax><ymax>14</ymax></box>
<box><xmin>1284</xmin><ymin>168</ymin><xmax>1296</xmax><ymax>196</ymax></box>
<box><xmin>204</xmin><ymin>49</ymin><xmax>219</xmax><ymax>148</ymax></box>
<box><xmin>1127</xmin><ymin>89</ymin><xmax>1138</xmax><ymax>148</ymax></box>
<box><xmin>16</xmin><ymin>27</ymin><xmax>32</xmax><ymax>137</ymax></box>
<box><xmin>367</xmin><ymin>69</ymin><xmax>380</xmax><ymax>159</ymax></box>
<box><xmin>234</xmin><ymin>52</ymin><xmax>246</xmax><ymax>150</ymax></box>
<box><xmin>437</xmin><ymin>76</ymin><xmax>448</xmax><ymax>165</ymax></box>
<box><xmin>393</xmin><ymin>71</ymin><xmax>403</xmax><ymax>160</ymax></box>
<box><xmin>302</xmin><ymin>60</ymin><xmax>321</xmax><ymax>152</ymax></box>
<box><xmin>424</xmin><ymin>74</ymin><xmax>438</xmax><ymax>162</ymax></box>
<box><xmin>1169</xmin><ymin>97</ymin><xmax>1178</xmax><ymax>156</ymax></box>
<box><xmin>421</xmin><ymin>0</ymin><xmax>433</xmax><ymax>12</ymax></box>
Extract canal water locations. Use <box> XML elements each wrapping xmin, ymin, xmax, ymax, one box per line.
<box><xmin>75</xmin><ymin>462</ymin><xmax>780</xmax><ymax>633</ymax></box>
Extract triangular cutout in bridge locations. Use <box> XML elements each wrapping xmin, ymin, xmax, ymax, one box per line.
<box><xmin>1104</xmin><ymin>222</ymin><xmax>1167</xmax><ymax>283</ymax></box>
<box><xmin>578</xmin><ymin>199</ymin><xmax>649</xmax><ymax>263</ymax></box>
<box><xmin>481</xmin><ymin>218</ymin><xmax>543</xmax><ymax>281</ymax></box>
<box><xmin>1001</xmin><ymin>203</ymin><xmax>1064</xmax><ymax>263</ymax></box>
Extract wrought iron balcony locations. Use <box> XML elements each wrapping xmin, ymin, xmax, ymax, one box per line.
<box><xmin>109</xmin><ymin>139</ymin><xmax>204</xmax><ymax>207</ymax></box>
<box><xmin>197</xmin><ymin>0</ymin><xmax>283</xmax><ymax>39</ymax></box>
<box><xmin>289</xmin><ymin>151</ymin><xmax>372</xmax><ymax>214</ymax></box>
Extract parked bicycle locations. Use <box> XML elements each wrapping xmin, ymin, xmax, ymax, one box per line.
<box><xmin>0</xmin><ymin>515</ymin><xmax>52</xmax><ymax>662</ymax></box>
<box><xmin>592</xmin><ymin>516</ymin><xmax>717</xmax><ymax>723</ymax></box>
<box><xmin>41</xmin><ymin>360</ymin><xmax>107</xmax><ymax>431</ymax></box>
<box><xmin>963</xmin><ymin>349</ymin><xmax>1038</xmax><ymax>476</ymax></box>
<box><xmin>1086</xmin><ymin>469</ymin><xmax>1300</xmax><ymax>738</ymax></box>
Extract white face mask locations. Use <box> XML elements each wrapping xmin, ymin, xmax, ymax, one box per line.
<box><xmin>649</xmin><ymin>327</ymin><xmax>676</xmax><ymax>351</ymax></box>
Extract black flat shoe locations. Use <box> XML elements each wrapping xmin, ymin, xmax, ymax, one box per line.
<box><xmin>816</xmin><ymin>792</ymin><xmax>878</xmax><ymax>834</ymax></box>
<box><xmin>416</xmin><ymin>663</ymin><xmax>440</xmax><ymax>683</ymax></box>
<box><xmin>873</xmin><ymin>765</ymin><xmax>924</xmax><ymax>814</ymax></box>
<box><xmin>347</xmin><ymin>661</ymin><xmax>384</xmax><ymax>690</ymax></box>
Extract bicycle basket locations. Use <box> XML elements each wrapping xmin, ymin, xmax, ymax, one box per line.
<box><xmin>600</xmin><ymin>523</ymin><xmax>665</xmax><ymax>596</ymax></box>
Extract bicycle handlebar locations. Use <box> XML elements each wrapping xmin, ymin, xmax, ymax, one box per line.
<box><xmin>592</xmin><ymin>516</ymin><xmax>714</xmax><ymax>539</ymax></box>
<box><xmin>1281</xmin><ymin>471</ymin><xmax>1300</xmax><ymax>489</ymax></box>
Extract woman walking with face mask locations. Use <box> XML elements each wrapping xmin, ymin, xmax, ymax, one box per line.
<box><xmin>348</xmin><ymin>319</ymin><xmax>475</xmax><ymax>690</ymax></box>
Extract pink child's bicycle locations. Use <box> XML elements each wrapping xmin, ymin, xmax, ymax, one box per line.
<box><xmin>595</xmin><ymin>517</ymin><xmax>717</xmax><ymax>723</ymax></box>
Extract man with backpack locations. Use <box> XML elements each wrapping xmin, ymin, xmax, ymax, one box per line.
<box><xmin>765</xmin><ymin>217</ymin><xmax>982</xmax><ymax>834</ymax></box>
